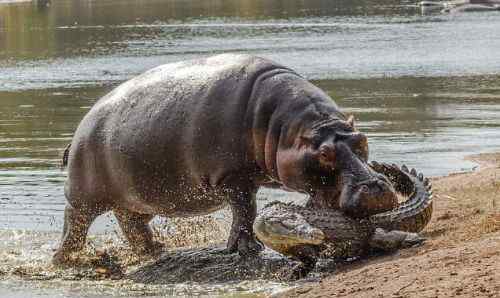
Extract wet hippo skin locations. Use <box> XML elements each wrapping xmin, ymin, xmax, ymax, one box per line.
<box><xmin>53</xmin><ymin>54</ymin><xmax>397</xmax><ymax>264</ymax></box>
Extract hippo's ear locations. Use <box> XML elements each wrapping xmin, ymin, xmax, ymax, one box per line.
<box><xmin>347</xmin><ymin>115</ymin><xmax>355</xmax><ymax>129</ymax></box>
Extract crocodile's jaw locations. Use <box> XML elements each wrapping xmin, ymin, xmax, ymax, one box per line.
<box><xmin>254</xmin><ymin>212</ymin><xmax>325</xmax><ymax>248</ymax></box>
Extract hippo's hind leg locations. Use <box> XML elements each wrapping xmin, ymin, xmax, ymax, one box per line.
<box><xmin>53</xmin><ymin>204</ymin><xmax>105</xmax><ymax>265</ymax></box>
<box><xmin>114</xmin><ymin>210</ymin><xmax>164</xmax><ymax>256</ymax></box>
<box><xmin>224</xmin><ymin>176</ymin><xmax>263</xmax><ymax>256</ymax></box>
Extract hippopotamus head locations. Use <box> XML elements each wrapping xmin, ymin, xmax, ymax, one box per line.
<box><xmin>275</xmin><ymin>116</ymin><xmax>398</xmax><ymax>218</ymax></box>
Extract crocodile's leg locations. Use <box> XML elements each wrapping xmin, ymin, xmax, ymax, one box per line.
<box><xmin>368</xmin><ymin>228</ymin><xmax>426</xmax><ymax>251</ymax></box>
<box><xmin>282</xmin><ymin>245</ymin><xmax>320</xmax><ymax>280</ymax></box>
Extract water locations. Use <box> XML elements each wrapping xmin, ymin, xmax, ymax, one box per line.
<box><xmin>1</xmin><ymin>0</ymin><xmax>500</xmax><ymax>296</ymax></box>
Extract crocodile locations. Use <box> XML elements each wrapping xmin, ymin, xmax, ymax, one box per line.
<box><xmin>254</xmin><ymin>162</ymin><xmax>433</xmax><ymax>278</ymax></box>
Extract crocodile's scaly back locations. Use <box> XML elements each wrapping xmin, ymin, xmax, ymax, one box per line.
<box><xmin>368</xmin><ymin>162</ymin><xmax>433</xmax><ymax>233</ymax></box>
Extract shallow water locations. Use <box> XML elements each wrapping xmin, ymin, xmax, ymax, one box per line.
<box><xmin>1</xmin><ymin>0</ymin><xmax>500</xmax><ymax>296</ymax></box>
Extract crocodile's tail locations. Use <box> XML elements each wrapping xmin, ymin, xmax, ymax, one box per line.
<box><xmin>368</xmin><ymin>162</ymin><xmax>433</xmax><ymax>233</ymax></box>
<box><xmin>61</xmin><ymin>143</ymin><xmax>71</xmax><ymax>168</ymax></box>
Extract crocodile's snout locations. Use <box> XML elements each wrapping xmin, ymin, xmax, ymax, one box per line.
<box><xmin>254</xmin><ymin>210</ymin><xmax>325</xmax><ymax>247</ymax></box>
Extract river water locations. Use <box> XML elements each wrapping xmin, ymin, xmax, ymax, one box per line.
<box><xmin>1</xmin><ymin>0</ymin><xmax>500</xmax><ymax>296</ymax></box>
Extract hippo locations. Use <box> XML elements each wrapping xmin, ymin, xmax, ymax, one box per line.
<box><xmin>53</xmin><ymin>54</ymin><xmax>397</xmax><ymax>264</ymax></box>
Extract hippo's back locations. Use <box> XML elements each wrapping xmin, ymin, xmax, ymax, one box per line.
<box><xmin>66</xmin><ymin>54</ymin><xmax>294</xmax><ymax>209</ymax></box>
<box><xmin>93</xmin><ymin>54</ymin><xmax>283</xmax><ymax>118</ymax></box>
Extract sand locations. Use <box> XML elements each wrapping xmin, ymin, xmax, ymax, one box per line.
<box><xmin>275</xmin><ymin>153</ymin><xmax>500</xmax><ymax>298</ymax></box>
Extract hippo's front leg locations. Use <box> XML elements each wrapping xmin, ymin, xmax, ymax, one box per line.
<box><xmin>224</xmin><ymin>178</ymin><xmax>263</xmax><ymax>256</ymax></box>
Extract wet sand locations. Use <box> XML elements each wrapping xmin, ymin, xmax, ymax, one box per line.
<box><xmin>275</xmin><ymin>153</ymin><xmax>500</xmax><ymax>297</ymax></box>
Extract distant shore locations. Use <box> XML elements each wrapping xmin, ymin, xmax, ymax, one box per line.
<box><xmin>275</xmin><ymin>152</ymin><xmax>500</xmax><ymax>297</ymax></box>
<box><xmin>0</xmin><ymin>0</ymin><xmax>31</xmax><ymax>4</ymax></box>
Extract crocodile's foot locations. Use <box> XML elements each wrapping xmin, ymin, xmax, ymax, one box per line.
<box><xmin>279</xmin><ymin>262</ymin><xmax>315</xmax><ymax>281</ymax></box>
<box><xmin>369</xmin><ymin>228</ymin><xmax>426</xmax><ymax>251</ymax></box>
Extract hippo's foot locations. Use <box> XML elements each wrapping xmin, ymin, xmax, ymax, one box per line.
<box><xmin>51</xmin><ymin>248</ymin><xmax>93</xmax><ymax>267</ymax></box>
<box><xmin>225</xmin><ymin>184</ymin><xmax>263</xmax><ymax>256</ymax></box>
<box><xmin>52</xmin><ymin>249</ymin><xmax>73</xmax><ymax>266</ymax></box>
<box><xmin>53</xmin><ymin>205</ymin><xmax>103</xmax><ymax>266</ymax></box>
<box><xmin>225</xmin><ymin>229</ymin><xmax>263</xmax><ymax>256</ymax></box>
<box><xmin>52</xmin><ymin>249</ymin><xmax>124</xmax><ymax>279</ymax></box>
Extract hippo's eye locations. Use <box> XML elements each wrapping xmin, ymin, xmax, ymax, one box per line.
<box><xmin>299</xmin><ymin>132</ymin><xmax>322</xmax><ymax>148</ymax></box>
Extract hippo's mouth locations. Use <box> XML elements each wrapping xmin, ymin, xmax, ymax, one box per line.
<box><xmin>338</xmin><ymin>170</ymin><xmax>399</xmax><ymax>218</ymax></box>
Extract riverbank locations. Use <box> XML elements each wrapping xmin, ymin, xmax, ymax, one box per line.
<box><xmin>275</xmin><ymin>153</ymin><xmax>500</xmax><ymax>297</ymax></box>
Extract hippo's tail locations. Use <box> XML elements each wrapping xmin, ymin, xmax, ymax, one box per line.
<box><xmin>61</xmin><ymin>143</ymin><xmax>71</xmax><ymax>168</ymax></box>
